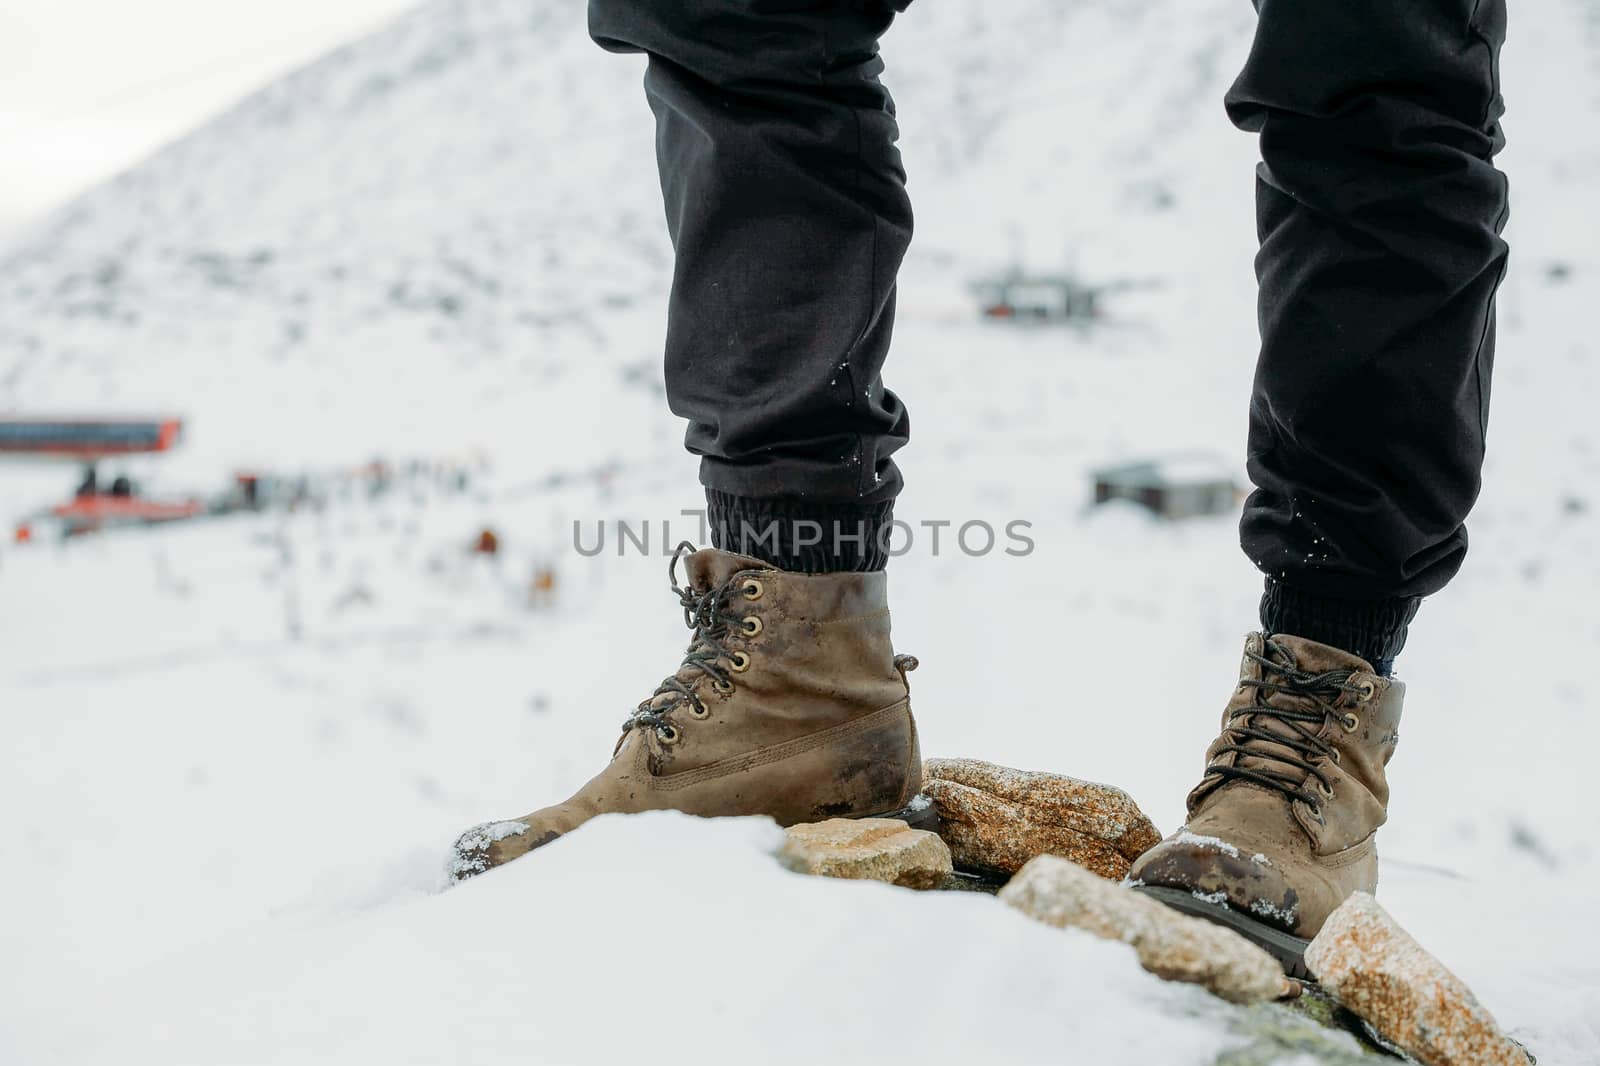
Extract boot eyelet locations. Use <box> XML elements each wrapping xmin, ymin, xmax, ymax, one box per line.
<box><xmin>656</xmin><ymin>724</ymin><xmax>680</xmax><ymax>745</ymax></box>
<box><xmin>728</xmin><ymin>651</ymin><xmax>751</xmax><ymax>673</ymax></box>
<box><xmin>1341</xmin><ymin>712</ymin><xmax>1361</xmax><ymax>733</ymax></box>
<box><xmin>1355</xmin><ymin>680</ymin><xmax>1377</xmax><ymax>704</ymax></box>
<box><xmin>1328</xmin><ymin>749</ymin><xmax>1341</xmax><ymax>764</ymax></box>
<box><xmin>712</xmin><ymin>678</ymin><xmax>735</xmax><ymax>695</ymax></box>
<box><xmin>1318</xmin><ymin>781</ymin><xmax>1335</xmax><ymax>799</ymax></box>
<box><xmin>741</xmin><ymin>615</ymin><xmax>763</xmax><ymax>637</ymax></box>
<box><xmin>687</xmin><ymin>702</ymin><xmax>711</xmax><ymax>720</ymax></box>
<box><xmin>742</xmin><ymin>579</ymin><xmax>764</xmax><ymax>601</ymax></box>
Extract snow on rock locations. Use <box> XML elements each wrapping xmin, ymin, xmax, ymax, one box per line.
<box><xmin>999</xmin><ymin>854</ymin><xmax>1294</xmax><ymax>1004</ymax></box>
<box><xmin>1305</xmin><ymin>893</ymin><xmax>1531</xmax><ymax>1066</ymax></box>
<box><xmin>779</xmin><ymin>817</ymin><xmax>952</xmax><ymax>890</ymax></box>
<box><xmin>924</xmin><ymin>758</ymin><xmax>1162</xmax><ymax>880</ymax></box>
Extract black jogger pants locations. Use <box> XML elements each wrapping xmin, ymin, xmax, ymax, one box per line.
<box><xmin>588</xmin><ymin>0</ymin><xmax>1510</xmax><ymax>664</ymax></box>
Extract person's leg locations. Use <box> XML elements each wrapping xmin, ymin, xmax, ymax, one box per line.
<box><xmin>594</xmin><ymin>0</ymin><xmax>914</xmax><ymax>573</ymax></box>
<box><xmin>1133</xmin><ymin>0</ymin><xmax>1508</xmax><ymax>975</ymax></box>
<box><xmin>1234</xmin><ymin>0</ymin><xmax>1510</xmax><ymax>672</ymax></box>
<box><xmin>451</xmin><ymin>1</ymin><xmax>924</xmax><ymax>877</ymax></box>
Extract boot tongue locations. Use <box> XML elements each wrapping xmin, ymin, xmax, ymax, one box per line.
<box><xmin>684</xmin><ymin>547</ymin><xmax>773</xmax><ymax>592</ymax></box>
<box><xmin>1264</xmin><ymin>633</ymin><xmax>1375</xmax><ymax>676</ymax></box>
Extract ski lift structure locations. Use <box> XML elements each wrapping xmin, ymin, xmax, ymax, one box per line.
<box><xmin>1</xmin><ymin>415</ymin><xmax>205</xmax><ymax>540</ymax></box>
<box><xmin>2</xmin><ymin>416</ymin><xmax>490</xmax><ymax>547</ymax></box>
<box><xmin>968</xmin><ymin>249</ymin><xmax>1157</xmax><ymax>326</ymax></box>
<box><xmin>971</xmin><ymin>269</ymin><xmax>1103</xmax><ymax>324</ymax></box>
<box><xmin>967</xmin><ymin>228</ymin><xmax>1162</xmax><ymax>326</ymax></box>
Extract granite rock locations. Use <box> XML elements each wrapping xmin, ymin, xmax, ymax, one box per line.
<box><xmin>779</xmin><ymin>817</ymin><xmax>953</xmax><ymax>890</ymax></box>
<box><xmin>1305</xmin><ymin>893</ymin><xmax>1529</xmax><ymax>1066</ymax></box>
<box><xmin>924</xmin><ymin>758</ymin><xmax>1162</xmax><ymax>880</ymax></box>
<box><xmin>1000</xmin><ymin>854</ymin><xmax>1295</xmax><ymax>1004</ymax></box>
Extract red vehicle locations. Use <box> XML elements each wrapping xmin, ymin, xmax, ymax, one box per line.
<box><xmin>2</xmin><ymin>416</ymin><xmax>204</xmax><ymax>539</ymax></box>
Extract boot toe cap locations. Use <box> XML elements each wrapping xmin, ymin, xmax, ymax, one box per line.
<box><xmin>1129</xmin><ymin>832</ymin><xmax>1303</xmax><ymax>934</ymax></box>
<box><xmin>449</xmin><ymin>818</ymin><xmax>561</xmax><ymax>881</ymax></box>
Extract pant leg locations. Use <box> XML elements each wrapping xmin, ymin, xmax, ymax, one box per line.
<box><xmin>1230</xmin><ymin>0</ymin><xmax>1509</xmax><ymax>662</ymax></box>
<box><xmin>589</xmin><ymin>0</ymin><xmax>913</xmax><ymax>569</ymax></box>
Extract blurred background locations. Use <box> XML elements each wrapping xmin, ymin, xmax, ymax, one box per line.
<box><xmin>1</xmin><ymin>1</ymin><xmax>1596</xmax><ymax>1062</ymax></box>
<box><xmin>0</xmin><ymin>0</ymin><xmax>415</xmax><ymax>236</ymax></box>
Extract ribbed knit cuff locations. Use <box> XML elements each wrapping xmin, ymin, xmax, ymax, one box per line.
<box><xmin>705</xmin><ymin>489</ymin><xmax>893</xmax><ymax>573</ymax></box>
<box><xmin>1259</xmin><ymin>579</ymin><xmax>1421</xmax><ymax>674</ymax></box>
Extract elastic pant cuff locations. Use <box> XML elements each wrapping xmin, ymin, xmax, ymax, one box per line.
<box><xmin>706</xmin><ymin>489</ymin><xmax>893</xmax><ymax>573</ymax></box>
<box><xmin>1259</xmin><ymin>579</ymin><xmax>1421</xmax><ymax>673</ymax></box>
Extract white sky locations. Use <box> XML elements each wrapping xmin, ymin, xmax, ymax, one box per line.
<box><xmin>0</xmin><ymin>0</ymin><xmax>419</xmax><ymax>241</ymax></box>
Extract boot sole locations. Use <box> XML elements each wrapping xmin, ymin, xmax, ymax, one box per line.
<box><xmin>1134</xmin><ymin>885</ymin><xmax>1314</xmax><ymax>981</ymax></box>
<box><xmin>863</xmin><ymin>795</ymin><xmax>940</xmax><ymax>834</ymax></box>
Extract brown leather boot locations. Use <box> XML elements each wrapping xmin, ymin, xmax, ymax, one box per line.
<box><xmin>1130</xmin><ymin>632</ymin><xmax>1404</xmax><ymax>978</ymax></box>
<box><xmin>450</xmin><ymin>545</ymin><xmax>927</xmax><ymax>879</ymax></box>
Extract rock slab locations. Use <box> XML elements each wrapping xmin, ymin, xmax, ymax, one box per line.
<box><xmin>923</xmin><ymin>758</ymin><xmax>1162</xmax><ymax>880</ymax></box>
<box><xmin>1305</xmin><ymin>893</ymin><xmax>1529</xmax><ymax>1066</ymax></box>
<box><xmin>999</xmin><ymin>854</ymin><xmax>1295</xmax><ymax>1004</ymax></box>
<box><xmin>780</xmin><ymin>818</ymin><xmax>953</xmax><ymax>890</ymax></box>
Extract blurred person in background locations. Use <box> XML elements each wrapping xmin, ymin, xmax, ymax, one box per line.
<box><xmin>453</xmin><ymin>0</ymin><xmax>1508</xmax><ymax>976</ymax></box>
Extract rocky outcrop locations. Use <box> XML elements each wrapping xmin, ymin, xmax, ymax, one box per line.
<box><xmin>999</xmin><ymin>855</ymin><xmax>1295</xmax><ymax>1004</ymax></box>
<box><xmin>923</xmin><ymin>758</ymin><xmax>1162</xmax><ymax>880</ymax></box>
<box><xmin>1305</xmin><ymin>893</ymin><xmax>1530</xmax><ymax>1066</ymax></box>
<box><xmin>779</xmin><ymin>818</ymin><xmax>953</xmax><ymax>890</ymax></box>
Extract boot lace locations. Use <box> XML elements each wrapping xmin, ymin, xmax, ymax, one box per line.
<box><xmin>1200</xmin><ymin>638</ymin><xmax>1368</xmax><ymax>812</ymax></box>
<box><xmin>620</xmin><ymin>542</ymin><xmax>754</xmax><ymax>743</ymax></box>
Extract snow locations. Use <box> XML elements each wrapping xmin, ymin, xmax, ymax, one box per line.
<box><xmin>1167</xmin><ymin>834</ymin><xmax>1273</xmax><ymax>871</ymax></box>
<box><xmin>1247</xmin><ymin>898</ymin><xmax>1297</xmax><ymax>927</ymax></box>
<box><xmin>1173</xmin><ymin>831</ymin><xmax>1243</xmax><ymax>861</ymax></box>
<box><xmin>447</xmin><ymin>819</ymin><xmax>531</xmax><ymax>880</ymax></box>
<box><xmin>2</xmin><ymin>0</ymin><xmax>1598</xmax><ymax>1063</ymax></box>
<box><xmin>2</xmin><ymin>813</ymin><xmax>1247</xmax><ymax>1064</ymax></box>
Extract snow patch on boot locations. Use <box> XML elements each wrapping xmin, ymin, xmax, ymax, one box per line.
<box><xmin>1173</xmin><ymin>830</ymin><xmax>1239</xmax><ymax>858</ymax></box>
<box><xmin>446</xmin><ymin>820</ymin><xmax>530</xmax><ymax>882</ymax></box>
<box><xmin>1173</xmin><ymin>830</ymin><xmax>1273</xmax><ymax>868</ymax></box>
<box><xmin>1247</xmin><ymin>896</ymin><xmax>1298</xmax><ymax>926</ymax></box>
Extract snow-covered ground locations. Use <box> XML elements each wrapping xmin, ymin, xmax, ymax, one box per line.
<box><xmin>2</xmin><ymin>0</ymin><xmax>1597</xmax><ymax>1062</ymax></box>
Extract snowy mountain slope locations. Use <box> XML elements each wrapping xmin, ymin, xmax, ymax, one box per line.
<box><xmin>0</xmin><ymin>0</ymin><xmax>672</xmax><ymax>490</ymax></box>
<box><xmin>2</xmin><ymin>0</ymin><xmax>1599</xmax><ymax>1063</ymax></box>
